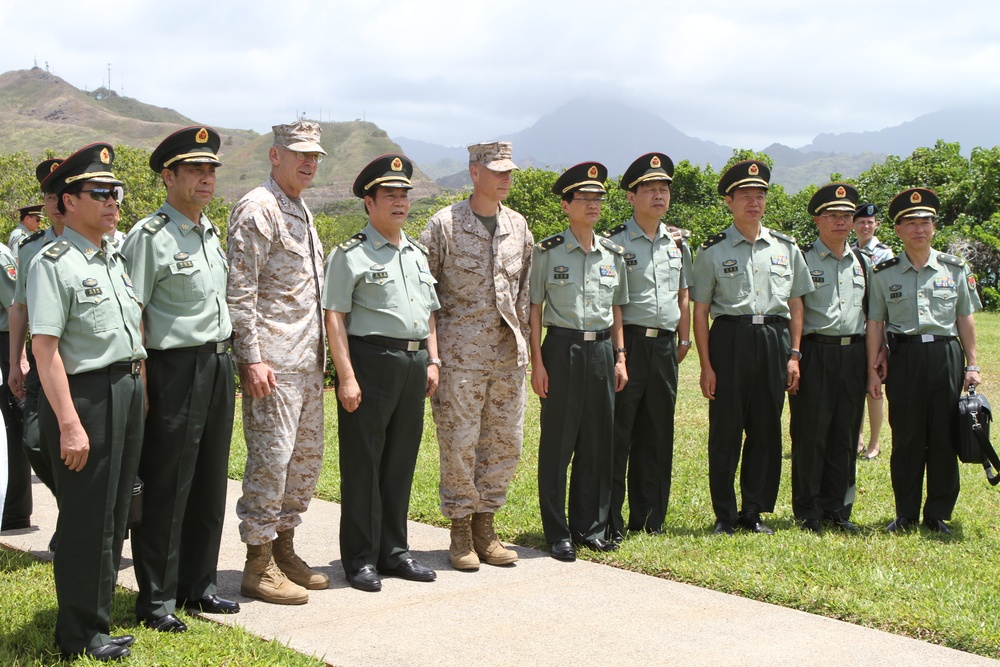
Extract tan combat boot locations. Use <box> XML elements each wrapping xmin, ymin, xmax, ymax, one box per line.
<box><xmin>273</xmin><ymin>528</ymin><xmax>330</xmax><ymax>590</ymax></box>
<box><xmin>241</xmin><ymin>541</ymin><xmax>309</xmax><ymax>605</ymax></box>
<box><xmin>449</xmin><ymin>515</ymin><xmax>480</xmax><ymax>571</ymax></box>
<box><xmin>471</xmin><ymin>512</ymin><xmax>518</xmax><ymax>565</ymax></box>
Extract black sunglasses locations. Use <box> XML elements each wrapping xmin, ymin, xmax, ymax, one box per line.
<box><xmin>78</xmin><ymin>186</ymin><xmax>125</xmax><ymax>203</ymax></box>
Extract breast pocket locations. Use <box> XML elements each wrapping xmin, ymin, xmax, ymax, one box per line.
<box><xmin>852</xmin><ymin>276</ymin><xmax>866</xmax><ymax>307</ymax></box>
<box><xmin>885</xmin><ymin>292</ymin><xmax>914</xmax><ymax>324</ymax></box>
<box><xmin>769</xmin><ymin>265</ymin><xmax>791</xmax><ymax>298</ymax></box>
<box><xmin>932</xmin><ymin>288</ymin><xmax>958</xmax><ymax>317</ymax></box>
<box><xmin>598</xmin><ymin>275</ymin><xmax>618</xmax><ymax>310</ymax></box>
<box><xmin>546</xmin><ymin>278</ymin><xmax>577</xmax><ymax>307</ymax></box>
<box><xmin>167</xmin><ymin>263</ymin><xmax>208</xmax><ymax>302</ymax></box>
<box><xmin>453</xmin><ymin>253</ymin><xmax>489</xmax><ymax>277</ymax></box>
<box><xmin>362</xmin><ymin>272</ymin><xmax>398</xmax><ymax>309</ymax></box>
<box><xmin>716</xmin><ymin>266</ymin><xmax>749</xmax><ymax>299</ymax></box>
<box><xmin>74</xmin><ymin>289</ymin><xmax>115</xmax><ymax>333</ymax></box>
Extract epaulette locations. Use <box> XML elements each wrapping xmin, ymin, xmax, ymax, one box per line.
<box><xmin>538</xmin><ymin>234</ymin><xmax>564</xmax><ymax>252</ymax></box>
<box><xmin>407</xmin><ymin>234</ymin><xmax>429</xmax><ymax>255</ymax></box>
<box><xmin>141</xmin><ymin>212</ymin><xmax>170</xmax><ymax>235</ymax></box>
<box><xmin>18</xmin><ymin>229</ymin><xmax>45</xmax><ymax>248</ymax></box>
<box><xmin>700</xmin><ymin>232</ymin><xmax>726</xmax><ymax>250</ymax></box>
<box><xmin>338</xmin><ymin>233</ymin><xmax>366</xmax><ymax>251</ymax></box>
<box><xmin>599</xmin><ymin>237</ymin><xmax>624</xmax><ymax>254</ymax></box>
<box><xmin>938</xmin><ymin>253</ymin><xmax>966</xmax><ymax>268</ymax></box>
<box><xmin>602</xmin><ymin>223</ymin><xmax>627</xmax><ymax>238</ymax></box>
<box><xmin>798</xmin><ymin>242</ymin><xmax>814</xmax><ymax>252</ymax></box>
<box><xmin>770</xmin><ymin>229</ymin><xmax>795</xmax><ymax>244</ymax></box>
<box><xmin>41</xmin><ymin>239</ymin><xmax>71</xmax><ymax>261</ymax></box>
<box><xmin>873</xmin><ymin>256</ymin><xmax>900</xmax><ymax>273</ymax></box>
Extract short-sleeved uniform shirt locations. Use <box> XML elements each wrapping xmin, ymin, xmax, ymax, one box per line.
<box><xmin>529</xmin><ymin>227</ymin><xmax>628</xmax><ymax>331</ymax></box>
<box><xmin>853</xmin><ymin>236</ymin><xmax>894</xmax><ymax>265</ymax></box>
<box><xmin>690</xmin><ymin>224</ymin><xmax>813</xmax><ymax>317</ymax></box>
<box><xmin>26</xmin><ymin>227</ymin><xmax>144</xmax><ymax>374</ymax></box>
<box><xmin>8</xmin><ymin>223</ymin><xmax>31</xmax><ymax>254</ymax></box>
<box><xmin>868</xmin><ymin>248</ymin><xmax>982</xmax><ymax>336</ymax></box>
<box><xmin>0</xmin><ymin>243</ymin><xmax>17</xmax><ymax>331</ymax></box>
<box><xmin>322</xmin><ymin>222</ymin><xmax>440</xmax><ymax>339</ymax></box>
<box><xmin>14</xmin><ymin>228</ymin><xmax>58</xmax><ymax>306</ymax></box>
<box><xmin>800</xmin><ymin>240</ymin><xmax>869</xmax><ymax>336</ymax></box>
<box><xmin>121</xmin><ymin>202</ymin><xmax>231</xmax><ymax>349</ymax></box>
<box><xmin>605</xmin><ymin>217</ymin><xmax>691</xmax><ymax>331</ymax></box>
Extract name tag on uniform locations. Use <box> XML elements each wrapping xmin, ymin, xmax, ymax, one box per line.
<box><xmin>667</xmin><ymin>247</ymin><xmax>682</xmax><ymax>259</ymax></box>
<box><xmin>810</xmin><ymin>269</ymin><xmax>824</xmax><ymax>284</ymax></box>
<box><xmin>722</xmin><ymin>259</ymin><xmax>738</xmax><ymax>274</ymax></box>
<box><xmin>933</xmin><ymin>277</ymin><xmax>956</xmax><ymax>289</ymax></box>
<box><xmin>85</xmin><ymin>287</ymin><xmax>103</xmax><ymax>297</ymax></box>
<box><xmin>554</xmin><ymin>265</ymin><xmax>569</xmax><ymax>280</ymax></box>
<box><xmin>176</xmin><ymin>260</ymin><xmax>194</xmax><ymax>269</ymax></box>
<box><xmin>371</xmin><ymin>271</ymin><xmax>389</xmax><ymax>280</ymax></box>
<box><xmin>623</xmin><ymin>253</ymin><xmax>637</xmax><ymax>267</ymax></box>
<box><xmin>771</xmin><ymin>255</ymin><xmax>789</xmax><ymax>267</ymax></box>
<box><xmin>889</xmin><ymin>283</ymin><xmax>903</xmax><ymax>299</ymax></box>
<box><xmin>599</xmin><ymin>264</ymin><xmax>616</xmax><ymax>277</ymax></box>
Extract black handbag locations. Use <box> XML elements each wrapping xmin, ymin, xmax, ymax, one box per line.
<box><xmin>957</xmin><ymin>388</ymin><xmax>1000</xmax><ymax>485</ymax></box>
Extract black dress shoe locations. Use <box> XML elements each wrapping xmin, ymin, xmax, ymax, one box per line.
<box><xmin>608</xmin><ymin>530</ymin><xmax>625</xmax><ymax>545</ymax></box>
<box><xmin>108</xmin><ymin>635</ymin><xmax>135</xmax><ymax>647</ymax></box>
<box><xmin>713</xmin><ymin>520</ymin><xmax>735</xmax><ymax>535</ymax></box>
<box><xmin>1</xmin><ymin>516</ymin><xmax>30</xmax><ymax>531</ymax></box>
<box><xmin>886</xmin><ymin>517</ymin><xmax>916</xmax><ymax>533</ymax></box>
<box><xmin>380</xmin><ymin>558</ymin><xmax>437</xmax><ymax>582</ymax></box>
<box><xmin>738</xmin><ymin>513</ymin><xmax>775</xmax><ymax>535</ymax></box>
<box><xmin>65</xmin><ymin>643</ymin><xmax>131</xmax><ymax>662</ymax></box>
<box><xmin>799</xmin><ymin>519</ymin><xmax>822</xmax><ymax>533</ymax></box>
<box><xmin>142</xmin><ymin>613</ymin><xmax>188</xmax><ymax>633</ymax></box>
<box><xmin>180</xmin><ymin>594</ymin><xmax>241</xmax><ymax>614</ymax></box>
<box><xmin>923</xmin><ymin>517</ymin><xmax>953</xmax><ymax>535</ymax></box>
<box><xmin>346</xmin><ymin>565</ymin><xmax>382</xmax><ymax>592</ymax></box>
<box><xmin>578</xmin><ymin>538</ymin><xmax>618</xmax><ymax>552</ymax></box>
<box><xmin>824</xmin><ymin>515</ymin><xmax>860</xmax><ymax>533</ymax></box>
<box><xmin>550</xmin><ymin>539</ymin><xmax>576</xmax><ymax>562</ymax></box>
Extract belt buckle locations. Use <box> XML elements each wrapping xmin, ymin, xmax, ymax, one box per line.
<box><xmin>131</xmin><ymin>360</ymin><xmax>141</xmax><ymax>375</ymax></box>
<box><xmin>840</xmin><ymin>337</ymin><xmax>850</xmax><ymax>346</ymax></box>
<box><xmin>583</xmin><ymin>331</ymin><xmax>597</xmax><ymax>341</ymax></box>
<box><xmin>751</xmin><ymin>315</ymin><xmax>765</xmax><ymax>325</ymax></box>
<box><xmin>406</xmin><ymin>340</ymin><xmax>421</xmax><ymax>352</ymax></box>
<box><xmin>921</xmin><ymin>334</ymin><xmax>934</xmax><ymax>343</ymax></box>
<box><xmin>215</xmin><ymin>341</ymin><xmax>228</xmax><ymax>354</ymax></box>
<box><xmin>644</xmin><ymin>328</ymin><xmax>658</xmax><ymax>338</ymax></box>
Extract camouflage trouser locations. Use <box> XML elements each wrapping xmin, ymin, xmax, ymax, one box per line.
<box><xmin>431</xmin><ymin>366</ymin><xmax>526</xmax><ymax>519</ymax></box>
<box><xmin>237</xmin><ymin>371</ymin><xmax>325</xmax><ymax>545</ymax></box>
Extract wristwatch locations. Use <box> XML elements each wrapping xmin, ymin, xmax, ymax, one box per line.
<box><xmin>788</xmin><ymin>349</ymin><xmax>802</xmax><ymax>361</ymax></box>
<box><xmin>428</xmin><ymin>358</ymin><xmax>442</xmax><ymax>367</ymax></box>
<box><xmin>965</xmin><ymin>365</ymin><xmax>981</xmax><ymax>372</ymax></box>
<box><xmin>678</xmin><ymin>340</ymin><xmax>692</xmax><ymax>348</ymax></box>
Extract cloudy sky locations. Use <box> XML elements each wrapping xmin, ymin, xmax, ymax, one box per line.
<box><xmin>2</xmin><ymin>0</ymin><xmax>997</xmax><ymax>150</ymax></box>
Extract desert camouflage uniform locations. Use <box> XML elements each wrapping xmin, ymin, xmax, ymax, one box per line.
<box><xmin>420</xmin><ymin>199</ymin><xmax>533</xmax><ymax>519</ymax></box>
<box><xmin>227</xmin><ymin>176</ymin><xmax>325</xmax><ymax>546</ymax></box>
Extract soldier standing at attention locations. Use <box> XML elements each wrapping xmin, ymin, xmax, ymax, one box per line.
<box><xmin>690</xmin><ymin>160</ymin><xmax>813</xmax><ymax>535</ymax></box>
<box><xmin>325</xmin><ymin>154</ymin><xmax>441</xmax><ymax>592</ymax></box>
<box><xmin>604</xmin><ymin>153</ymin><xmax>691</xmax><ymax>541</ymax></box>
<box><xmin>8</xmin><ymin>204</ymin><xmax>42</xmax><ymax>253</ymax></box>
<box><xmin>867</xmin><ymin>188</ymin><xmax>981</xmax><ymax>535</ymax></box>
<box><xmin>530</xmin><ymin>162</ymin><xmax>628</xmax><ymax>562</ymax></box>
<box><xmin>851</xmin><ymin>203</ymin><xmax>892</xmax><ymax>461</ymax></box>
<box><xmin>228</xmin><ymin>121</ymin><xmax>329</xmax><ymax>605</ymax></box>
<box><xmin>419</xmin><ymin>141</ymin><xmax>532</xmax><ymax>571</ymax></box>
<box><xmin>123</xmin><ymin>127</ymin><xmax>239</xmax><ymax>633</ymax></box>
<box><xmin>789</xmin><ymin>183</ymin><xmax>869</xmax><ymax>534</ymax></box>
<box><xmin>29</xmin><ymin>143</ymin><xmax>144</xmax><ymax>661</ymax></box>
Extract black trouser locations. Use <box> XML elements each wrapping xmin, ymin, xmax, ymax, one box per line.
<box><xmin>537</xmin><ymin>335</ymin><xmax>614</xmax><ymax>544</ymax></box>
<box><xmin>41</xmin><ymin>367</ymin><xmax>143</xmax><ymax>654</ymax></box>
<box><xmin>338</xmin><ymin>338</ymin><xmax>427</xmax><ymax>575</ymax></box>
<box><xmin>131</xmin><ymin>346</ymin><xmax>235</xmax><ymax>620</ymax></box>
<box><xmin>707</xmin><ymin>318</ymin><xmax>788</xmax><ymax>522</ymax></box>
<box><xmin>789</xmin><ymin>338</ymin><xmax>866</xmax><ymax>521</ymax></box>
<box><xmin>0</xmin><ymin>330</ymin><xmax>30</xmax><ymax>526</ymax></box>
<box><xmin>610</xmin><ymin>331</ymin><xmax>678</xmax><ymax>534</ymax></box>
<box><xmin>885</xmin><ymin>338</ymin><xmax>963</xmax><ymax>520</ymax></box>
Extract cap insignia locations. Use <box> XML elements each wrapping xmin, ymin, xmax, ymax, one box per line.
<box><xmin>50</xmin><ymin>162</ymin><xmax>59</xmax><ymax>173</ymax></box>
<box><xmin>650</xmin><ymin>156</ymin><xmax>661</xmax><ymax>168</ymax></box>
<box><xmin>910</xmin><ymin>191</ymin><xmax>922</xmax><ymax>204</ymax></box>
<box><xmin>195</xmin><ymin>128</ymin><xmax>209</xmax><ymax>143</ymax></box>
<box><xmin>836</xmin><ymin>186</ymin><xmax>846</xmax><ymax>198</ymax></box>
<box><xmin>99</xmin><ymin>148</ymin><xmax>110</xmax><ymax>164</ymax></box>
<box><xmin>391</xmin><ymin>157</ymin><xmax>403</xmax><ymax>171</ymax></box>
<box><xmin>748</xmin><ymin>163</ymin><xmax>759</xmax><ymax>176</ymax></box>
<box><xmin>587</xmin><ymin>165</ymin><xmax>599</xmax><ymax>179</ymax></box>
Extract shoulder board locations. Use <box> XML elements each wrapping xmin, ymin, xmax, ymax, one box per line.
<box><xmin>599</xmin><ymin>237</ymin><xmax>624</xmax><ymax>254</ymax></box>
<box><xmin>856</xmin><ymin>246</ymin><xmax>874</xmax><ymax>257</ymax></box>
<box><xmin>537</xmin><ymin>234</ymin><xmax>565</xmax><ymax>252</ymax></box>
<box><xmin>700</xmin><ymin>232</ymin><xmax>726</xmax><ymax>250</ymax></box>
<box><xmin>770</xmin><ymin>229</ymin><xmax>795</xmax><ymax>244</ymax></box>
<box><xmin>141</xmin><ymin>212</ymin><xmax>170</xmax><ymax>235</ymax></box>
<box><xmin>41</xmin><ymin>239</ymin><xmax>71</xmax><ymax>261</ymax></box>
<box><xmin>938</xmin><ymin>253</ymin><xmax>966</xmax><ymax>267</ymax></box>
<box><xmin>873</xmin><ymin>256</ymin><xmax>900</xmax><ymax>273</ymax></box>
<box><xmin>338</xmin><ymin>232</ymin><xmax>366</xmax><ymax>251</ymax></box>
<box><xmin>18</xmin><ymin>229</ymin><xmax>45</xmax><ymax>248</ymax></box>
<box><xmin>875</xmin><ymin>242</ymin><xmax>890</xmax><ymax>250</ymax></box>
<box><xmin>602</xmin><ymin>223</ymin><xmax>627</xmax><ymax>238</ymax></box>
<box><xmin>406</xmin><ymin>234</ymin><xmax>429</xmax><ymax>255</ymax></box>
<box><xmin>798</xmin><ymin>242</ymin><xmax>814</xmax><ymax>252</ymax></box>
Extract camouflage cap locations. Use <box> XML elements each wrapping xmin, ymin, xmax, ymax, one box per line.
<box><xmin>272</xmin><ymin>120</ymin><xmax>327</xmax><ymax>155</ymax></box>
<box><xmin>468</xmin><ymin>141</ymin><xmax>518</xmax><ymax>171</ymax></box>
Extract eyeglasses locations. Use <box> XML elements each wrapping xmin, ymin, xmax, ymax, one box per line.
<box><xmin>78</xmin><ymin>186</ymin><xmax>125</xmax><ymax>203</ymax></box>
<box><xmin>819</xmin><ymin>212</ymin><xmax>853</xmax><ymax>222</ymax></box>
<box><xmin>573</xmin><ymin>196</ymin><xmax>605</xmax><ymax>205</ymax></box>
<box><xmin>284</xmin><ymin>149</ymin><xmax>324</xmax><ymax>164</ymax></box>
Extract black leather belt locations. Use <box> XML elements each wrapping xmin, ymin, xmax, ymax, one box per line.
<box><xmin>623</xmin><ymin>325</ymin><xmax>675</xmax><ymax>338</ymax></box>
<box><xmin>889</xmin><ymin>333</ymin><xmax>957</xmax><ymax>344</ymax></box>
<box><xmin>715</xmin><ymin>314</ymin><xmax>787</xmax><ymax>325</ymax></box>
<box><xmin>80</xmin><ymin>360</ymin><xmax>142</xmax><ymax>376</ymax></box>
<box><xmin>197</xmin><ymin>339</ymin><xmax>231</xmax><ymax>354</ymax></box>
<box><xmin>353</xmin><ymin>335</ymin><xmax>427</xmax><ymax>352</ymax></box>
<box><xmin>546</xmin><ymin>326</ymin><xmax>611</xmax><ymax>341</ymax></box>
<box><xmin>804</xmin><ymin>333</ymin><xmax>864</xmax><ymax>345</ymax></box>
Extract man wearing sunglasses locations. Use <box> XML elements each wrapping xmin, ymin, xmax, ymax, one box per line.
<box><xmin>227</xmin><ymin>120</ymin><xmax>328</xmax><ymax>605</ymax></box>
<box><xmin>8</xmin><ymin>204</ymin><xmax>43</xmax><ymax>253</ymax></box>
<box><xmin>121</xmin><ymin>127</ymin><xmax>239</xmax><ymax>633</ymax></box>
<box><xmin>27</xmin><ymin>143</ymin><xmax>145</xmax><ymax>661</ymax></box>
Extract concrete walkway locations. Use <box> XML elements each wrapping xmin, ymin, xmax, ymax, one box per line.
<box><xmin>2</xmin><ymin>476</ymin><xmax>996</xmax><ymax>666</ymax></box>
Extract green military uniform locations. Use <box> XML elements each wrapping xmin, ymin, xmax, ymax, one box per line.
<box><xmin>870</xmin><ymin>247</ymin><xmax>980</xmax><ymax>522</ymax></box>
<box><xmin>123</xmin><ymin>192</ymin><xmax>235</xmax><ymax>620</ymax></box>
<box><xmin>531</xmin><ymin>225</ymin><xmax>628</xmax><ymax>544</ymax></box>
<box><xmin>606</xmin><ymin>212</ymin><xmax>691</xmax><ymax>535</ymax></box>
<box><xmin>0</xmin><ymin>242</ymin><xmax>29</xmax><ymax>530</ymax></box>
<box><xmin>324</xmin><ymin>198</ymin><xmax>440</xmax><ymax>576</ymax></box>
<box><xmin>691</xmin><ymin>212</ymin><xmax>813</xmax><ymax>524</ymax></box>
<box><xmin>29</xmin><ymin>223</ymin><xmax>145</xmax><ymax>656</ymax></box>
